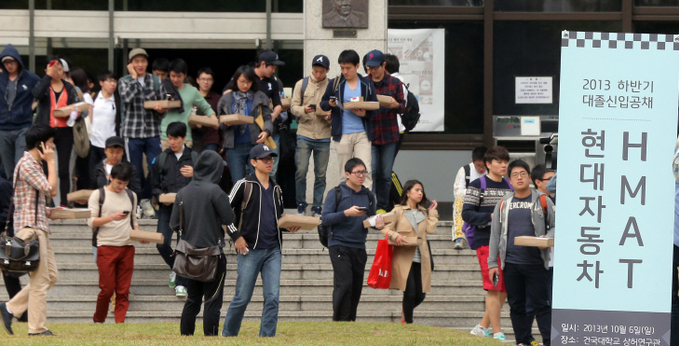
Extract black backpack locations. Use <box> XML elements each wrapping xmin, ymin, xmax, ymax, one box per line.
<box><xmin>318</xmin><ymin>186</ymin><xmax>374</xmax><ymax>248</ymax></box>
<box><xmin>401</xmin><ymin>83</ymin><xmax>421</xmax><ymax>133</ymax></box>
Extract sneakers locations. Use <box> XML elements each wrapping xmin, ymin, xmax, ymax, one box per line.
<box><xmin>311</xmin><ymin>206</ymin><xmax>322</xmax><ymax>217</ymax></box>
<box><xmin>297</xmin><ymin>203</ymin><xmax>307</xmax><ymax>216</ymax></box>
<box><xmin>169</xmin><ymin>271</ymin><xmax>177</xmax><ymax>288</ymax></box>
<box><xmin>484</xmin><ymin>329</ymin><xmax>492</xmax><ymax>338</ymax></box>
<box><xmin>454</xmin><ymin>238</ymin><xmax>466</xmax><ymax>250</ymax></box>
<box><xmin>29</xmin><ymin>330</ymin><xmax>56</xmax><ymax>336</ymax></box>
<box><xmin>175</xmin><ymin>285</ymin><xmax>187</xmax><ymax>298</ymax></box>
<box><xmin>493</xmin><ymin>332</ymin><xmax>505</xmax><ymax>341</ymax></box>
<box><xmin>0</xmin><ymin>303</ymin><xmax>13</xmax><ymax>335</ymax></box>
<box><xmin>530</xmin><ymin>341</ymin><xmax>540</xmax><ymax>346</ymax></box>
<box><xmin>140</xmin><ymin>199</ymin><xmax>155</xmax><ymax>219</ymax></box>
<box><xmin>469</xmin><ymin>324</ymin><xmax>487</xmax><ymax>337</ymax></box>
<box><xmin>376</xmin><ymin>209</ymin><xmax>387</xmax><ymax>215</ymax></box>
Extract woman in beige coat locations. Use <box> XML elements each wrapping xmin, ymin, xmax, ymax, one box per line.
<box><xmin>380</xmin><ymin>180</ymin><xmax>439</xmax><ymax>324</ymax></box>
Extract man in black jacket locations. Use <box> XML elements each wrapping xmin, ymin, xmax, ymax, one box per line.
<box><xmin>91</xmin><ymin>136</ymin><xmax>141</xmax><ymax>197</ymax></box>
<box><xmin>0</xmin><ymin>175</ymin><xmax>26</xmax><ymax>322</ymax></box>
<box><xmin>222</xmin><ymin>144</ymin><xmax>300</xmax><ymax>337</ymax></box>
<box><xmin>148</xmin><ymin>122</ymin><xmax>197</xmax><ymax>297</ymax></box>
<box><xmin>170</xmin><ymin>150</ymin><xmax>235</xmax><ymax>336</ymax></box>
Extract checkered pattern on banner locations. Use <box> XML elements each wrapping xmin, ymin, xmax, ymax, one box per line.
<box><xmin>562</xmin><ymin>31</ymin><xmax>679</xmax><ymax>50</ymax></box>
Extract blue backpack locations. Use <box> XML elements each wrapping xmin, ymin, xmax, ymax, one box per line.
<box><xmin>462</xmin><ymin>176</ymin><xmax>513</xmax><ymax>250</ymax></box>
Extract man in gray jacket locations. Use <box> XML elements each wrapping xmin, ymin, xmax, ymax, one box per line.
<box><xmin>488</xmin><ymin>159</ymin><xmax>555</xmax><ymax>346</ymax></box>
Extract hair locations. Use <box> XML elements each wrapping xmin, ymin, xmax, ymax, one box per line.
<box><xmin>471</xmin><ymin>146</ymin><xmax>488</xmax><ymax>162</ymax></box>
<box><xmin>226</xmin><ymin>65</ymin><xmax>259</xmax><ymax>93</ymax></box>
<box><xmin>110</xmin><ymin>163</ymin><xmax>133</xmax><ymax>182</ymax></box>
<box><xmin>256</xmin><ymin>50</ymin><xmax>273</xmax><ymax>67</ymax></box>
<box><xmin>44</xmin><ymin>56</ymin><xmax>62</xmax><ymax>68</ymax></box>
<box><xmin>152</xmin><ymin>58</ymin><xmax>169</xmax><ymax>72</ymax></box>
<box><xmin>97</xmin><ymin>71</ymin><xmax>117</xmax><ymax>83</ymax></box>
<box><xmin>166</xmin><ymin>121</ymin><xmax>187</xmax><ymax>138</ymax></box>
<box><xmin>196</xmin><ymin>67</ymin><xmax>214</xmax><ymax>78</ymax></box>
<box><xmin>168</xmin><ymin>59</ymin><xmax>188</xmax><ymax>75</ymax></box>
<box><xmin>25</xmin><ymin>124</ymin><xmax>56</xmax><ymax>150</ymax></box>
<box><xmin>362</xmin><ymin>53</ymin><xmax>369</xmax><ymax>74</ymax></box>
<box><xmin>399</xmin><ymin>179</ymin><xmax>432</xmax><ymax>209</ymax></box>
<box><xmin>384</xmin><ymin>54</ymin><xmax>400</xmax><ymax>74</ymax></box>
<box><xmin>344</xmin><ymin>158</ymin><xmax>366</xmax><ymax>173</ymax></box>
<box><xmin>531</xmin><ymin>164</ymin><xmax>554</xmax><ymax>186</ymax></box>
<box><xmin>483</xmin><ymin>146</ymin><xmax>510</xmax><ymax>168</ymax></box>
<box><xmin>185</xmin><ymin>75</ymin><xmax>197</xmax><ymax>88</ymax></box>
<box><xmin>338</xmin><ymin>50</ymin><xmax>360</xmax><ymax>66</ymax></box>
<box><xmin>508</xmin><ymin>159</ymin><xmax>531</xmax><ymax>177</ymax></box>
<box><xmin>69</xmin><ymin>68</ymin><xmax>90</xmax><ymax>93</ymax></box>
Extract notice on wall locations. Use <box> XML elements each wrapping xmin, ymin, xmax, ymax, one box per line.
<box><xmin>515</xmin><ymin>76</ymin><xmax>553</xmax><ymax>104</ymax></box>
<box><xmin>387</xmin><ymin>29</ymin><xmax>445</xmax><ymax>132</ymax></box>
<box><xmin>553</xmin><ymin>31</ymin><xmax>679</xmax><ymax>346</ymax></box>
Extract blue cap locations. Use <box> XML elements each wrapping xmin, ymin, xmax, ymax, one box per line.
<box><xmin>249</xmin><ymin>144</ymin><xmax>278</xmax><ymax>161</ymax></box>
<box><xmin>312</xmin><ymin>55</ymin><xmax>330</xmax><ymax>69</ymax></box>
<box><xmin>365</xmin><ymin>50</ymin><xmax>385</xmax><ymax>67</ymax></box>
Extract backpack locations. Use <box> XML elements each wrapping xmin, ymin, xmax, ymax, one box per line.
<box><xmin>318</xmin><ymin>185</ymin><xmax>375</xmax><ymax>248</ymax></box>
<box><xmin>92</xmin><ymin>187</ymin><xmax>135</xmax><ymax>247</ymax></box>
<box><xmin>463</xmin><ymin>164</ymin><xmax>472</xmax><ymax>188</ymax></box>
<box><xmin>236</xmin><ymin>181</ymin><xmax>282</xmax><ymax>232</ymax></box>
<box><xmin>401</xmin><ymin>83</ymin><xmax>421</xmax><ymax>133</ymax></box>
<box><xmin>462</xmin><ymin>176</ymin><xmax>513</xmax><ymax>250</ymax></box>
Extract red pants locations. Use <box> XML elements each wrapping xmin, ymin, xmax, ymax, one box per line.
<box><xmin>93</xmin><ymin>246</ymin><xmax>135</xmax><ymax>323</ymax></box>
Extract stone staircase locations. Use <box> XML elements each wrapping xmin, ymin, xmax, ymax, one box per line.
<box><xmin>0</xmin><ymin>217</ymin><xmax>525</xmax><ymax>337</ymax></box>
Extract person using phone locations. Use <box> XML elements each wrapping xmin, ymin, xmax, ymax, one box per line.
<box><xmin>87</xmin><ymin>163</ymin><xmax>143</xmax><ymax>324</ymax></box>
<box><xmin>290</xmin><ymin>55</ymin><xmax>333</xmax><ymax>217</ymax></box>
<box><xmin>380</xmin><ymin>180</ymin><xmax>438</xmax><ymax>324</ymax></box>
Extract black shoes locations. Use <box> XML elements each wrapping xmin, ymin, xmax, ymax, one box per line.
<box><xmin>0</xmin><ymin>303</ymin><xmax>13</xmax><ymax>335</ymax></box>
<box><xmin>29</xmin><ymin>330</ymin><xmax>56</xmax><ymax>336</ymax></box>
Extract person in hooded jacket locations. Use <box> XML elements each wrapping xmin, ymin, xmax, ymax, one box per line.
<box><xmin>0</xmin><ymin>44</ymin><xmax>40</xmax><ymax>182</ymax></box>
<box><xmin>169</xmin><ymin>150</ymin><xmax>235</xmax><ymax>336</ymax></box>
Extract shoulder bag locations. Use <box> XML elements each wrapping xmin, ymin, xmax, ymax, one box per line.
<box><xmin>172</xmin><ymin>200</ymin><xmax>221</xmax><ymax>282</ymax></box>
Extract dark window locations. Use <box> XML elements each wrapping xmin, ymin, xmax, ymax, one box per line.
<box><xmin>635</xmin><ymin>0</ymin><xmax>679</xmax><ymax>5</ymax></box>
<box><xmin>495</xmin><ymin>0</ymin><xmax>621</xmax><ymax>12</ymax></box>
<box><xmin>389</xmin><ymin>0</ymin><xmax>483</xmax><ymax>6</ymax></box>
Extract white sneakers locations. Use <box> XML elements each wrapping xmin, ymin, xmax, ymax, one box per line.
<box><xmin>175</xmin><ymin>285</ymin><xmax>187</xmax><ymax>298</ymax></box>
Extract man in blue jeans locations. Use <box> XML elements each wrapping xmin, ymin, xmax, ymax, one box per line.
<box><xmin>222</xmin><ymin>144</ymin><xmax>300</xmax><ymax>337</ymax></box>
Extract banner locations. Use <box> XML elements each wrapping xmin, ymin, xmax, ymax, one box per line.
<box><xmin>387</xmin><ymin>29</ymin><xmax>445</xmax><ymax>132</ymax></box>
<box><xmin>553</xmin><ymin>31</ymin><xmax>679</xmax><ymax>345</ymax></box>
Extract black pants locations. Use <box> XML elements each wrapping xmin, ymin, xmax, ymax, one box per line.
<box><xmin>88</xmin><ymin>145</ymin><xmax>106</xmax><ymax>188</ymax></box>
<box><xmin>329</xmin><ymin>245</ymin><xmax>367</xmax><ymax>321</ymax></box>
<box><xmin>54</xmin><ymin>127</ymin><xmax>73</xmax><ymax>206</ymax></box>
<box><xmin>671</xmin><ymin>245</ymin><xmax>679</xmax><ymax>346</ymax></box>
<box><xmin>504</xmin><ymin>262</ymin><xmax>551</xmax><ymax>346</ymax></box>
<box><xmin>156</xmin><ymin>205</ymin><xmax>187</xmax><ymax>287</ymax></box>
<box><xmin>403</xmin><ymin>262</ymin><xmax>426</xmax><ymax>324</ymax></box>
<box><xmin>2</xmin><ymin>272</ymin><xmax>26</xmax><ymax>322</ymax></box>
<box><xmin>180</xmin><ymin>255</ymin><xmax>226</xmax><ymax>336</ymax></box>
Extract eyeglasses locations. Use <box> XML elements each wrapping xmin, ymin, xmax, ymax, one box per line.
<box><xmin>351</xmin><ymin>170</ymin><xmax>369</xmax><ymax>177</ymax></box>
<box><xmin>256</xmin><ymin>157</ymin><xmax>274</xmax><ymax>163</ymax></box>
<box><xmin>197</xmin><ymin>78</ymin><xmax>213</xmax><ymax>82</ymax></box>
<box><xmin>510</xmin><ymin>171</ymin><xmax>529</xmax><ymax>178</ymax></box>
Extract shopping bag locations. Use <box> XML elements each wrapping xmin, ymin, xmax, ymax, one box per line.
<box><xmin>367</xmin><ymin>235</ymin><xmax>392</xmax><ymax>289</ymax></box>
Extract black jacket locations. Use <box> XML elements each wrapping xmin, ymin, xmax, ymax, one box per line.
<box><xmin>33</xmin><ymin>75</ymin><xmax>79</xmax><ymax>127</ymax></box>
<box><xmin>91</xmin><ymin>160</ymin><xmax>142</xmax><ymax>198</ymax></box>
<box><xmin>0</xmin><ymin>175</ymin><xmax>12</xmax><ymax>235</ymax></box>
<box><xmin>170</xmin><ymin>151</ymin><xmax>234</xmax><ymax>249</ymax></box>
<box><xmin>319</xmin><ymin>74</ymin><xmax>378</xmax><ymax>142</ymax></box>
<box><xmin>227</xmin><ymin>175</ymin><xmax>284</xmax><ymax>249</ymax></box>
<box><xmin>148</xmin><ymin>146</ymin><xmax>198</xmax><ymax>200</ymax></box>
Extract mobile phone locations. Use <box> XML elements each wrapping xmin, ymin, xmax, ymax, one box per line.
<box><xmin>37</xmin><ymin>143</ymin><xmax>43</xmax><ymax>154</ymax></box>
<box><xmin>492</xmin><ymin>273</ymin><xmax>499</xmax><ymax>286</ymax></box>
<box><xmin>329</xmin><ymin>96</ymin><xmax>337</xmax><ymax>101</ymax></box>
<box><xmin>309</xmin><ymin>104</ymin><xmax>317</xmax><ymax>110</ymax></box>
<box><xmin>357</xmin><ymin>206</ymin><xmax>368</xmax><ymax>211</ymax></box>
<box><xmin>122</xmin><ymin>210</ymin><xmax>130</xmax><ymax>215</ymax></box>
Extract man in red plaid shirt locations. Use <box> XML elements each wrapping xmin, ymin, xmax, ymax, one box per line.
<box><xmin>365</xmin><ymin>50</ymin><xmax>406</xmax><ymax>213</ymax></box>
<box><xmin>0</xmin><ymin>124</ymin><xmax>59</xmax><ymax>337</ymax></box>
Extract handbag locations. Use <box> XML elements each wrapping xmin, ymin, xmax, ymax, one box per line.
<box><xmin>73</xmin><ymin>115</ymin><xmax>90</xmax><ymax>158</ymax></box>
<box><xmin>0</xmin><ymin>173</ymin><xmax>40</xmax><ymax>274</ymax></box>
<box><xmin>367</xmin><ymin>235</ymin><xmax>392</xmax><ymax>289</ymax></box>
<box><xmin>171</xmin><ymin>200</ymin><xmax>221</xmax><ymax>282</ymax></box>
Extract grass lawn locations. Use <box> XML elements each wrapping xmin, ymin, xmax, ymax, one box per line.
<box><xmin>0</xmin><ymin>322</ymin><xmax>504</xmax><ymax>346</ymax></box>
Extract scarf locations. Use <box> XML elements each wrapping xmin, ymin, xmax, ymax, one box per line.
<box><xmin>232</xmin><ymin>90</ymin><xmax>254</xmax><ymax>136</ymax></box>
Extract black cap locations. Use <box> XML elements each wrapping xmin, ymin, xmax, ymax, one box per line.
<box><xmin>311</xmin><ymin>55</ymin><xmax>330</xmax><ymax>69</ymax></box>
<box><xmin>258</xmin><ymin>50</ymin><xmax>285</xmax><ymax>66</ymax></box>
<box><xmin>365</xmin><ymin>50</ymin><xmax>385</xmax><ymax>67</ymax></box>
<box><xmin>249</xmin><ymin>144</ymin><xmax>278</xmax><ymax>161</ymax></box>
<box><xmin>105</xmin><ymin>136</ymin><xmax>125</xmax><ymax>149</ymax></box>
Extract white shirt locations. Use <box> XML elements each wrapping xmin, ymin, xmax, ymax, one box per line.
<box><xmin>453</xmin><ymin>162</ymin><xmax>486</xmax><ymax>199</ymax></box>
<box><xmin>90</xmin><ymin>92</ymin><xmax>117</xmax><ymax>148</ymax></box>
<box><xmin>174</xmin><ymin>145</ymin><xmax>185</xmax><ymax>160</ymax></box>
<box><xmin>391</xmin><ymin>72</ymin><xmax>408</xmax><ymax>133</ymax></box>
<box><xmin>105</xmin><ymin>163</ymin><xmax>113</xmax><ymax>176</ymax></box>
<box><xmin>137</xmin><ymin>76</ymin><xmax>146</xmax><ymax>87</ymax></box>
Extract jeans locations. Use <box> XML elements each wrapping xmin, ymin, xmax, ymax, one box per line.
<box><xmin>156</xmin><ymin>205</ymin><xmax>187</xmax><ymax>287</ymax></box>
<box><xmin>204</xmin><ymin>144</ymin><xmax>220</xmax><ymax>153</ymax></box>
<box><xmin>503</xmin><ymin>262</ymin><xmax>551</xmax><ymax>346</ymax></box>
<box><xmin>125</xmin><ymin>136</ymin><xmax>161</xmax><ymax>200</ymax></box>
<box><xmin>371</xmin><ymin>142</ymin><xmax>398</xmax><ymax>211</ymax></box>
<box><xmin>222</xmin><ymin>247</ymin><xmax>281</xmax><ymax>337</ymax></box>
<box><xmin>0</xmin><ymin>127</ymin><xmax>28</xmax><ymax>182</ymax></box>
<box><xmin>182</xmin><ymin>255</ymin><xmax>226</xmax><ymax>336</ymax></box>
<box><xmin>328</xmin><ymin>245</ymin><xmax>367</xmax><ymax>321</ymax></box>
<box><xmin>403</xmin><ymin>262</ymin><xmax>426</xmax><ymax>324</ymax></box>
<box><xmin>270</xmin><ymin>134</ymin><xmax>280</xmax><ymax>179</ymax></box>
<box><xmin>54</xmin><ymin>127</ymin><xmax>74</xmax><ymax>206</ymax></box>
<box><xmin>295</xmin><ymin>138</ymin><xmax>330</xmax><ymax>209</ymax></box>
<box><xmin>226</xmin><ymin>142</ymin><xmax>254</xmax><ymax>185</ymax></box>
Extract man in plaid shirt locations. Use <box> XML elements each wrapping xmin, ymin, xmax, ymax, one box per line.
<box><xmin>365</xmin><ymin>50</ymin><xmax>405</xmax><ymax>213</ymax></box>
<box><xmin>0</xmin><ymin>124</ymin><xmax>59</xmax><ymax>336</ymax></box>
<box><xmin>118</xmin><ymin>48</ymin><xmax>167</xmax><ymax>199</ymax></box>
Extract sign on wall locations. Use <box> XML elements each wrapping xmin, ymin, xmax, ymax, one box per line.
<box><xmin>553</xmin><ymin>31</ymin><xmax>679</xmax><ymax>345</ymax></box>
<box><xmin>515</xmin><ymin>76</ymin><xmax>553</xmax><ymax>104</ymax></box>
<box><xmin>387</xmin><ymin>29</ymin><xmax>445</xmax><ymax>132</ymax></box>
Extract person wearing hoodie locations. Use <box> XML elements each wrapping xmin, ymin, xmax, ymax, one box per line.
<box><xmin>319</xmin><ymin>49</ymin><xmax>378</xmax><ymax>189</ymax></box>
<box><xmin>222</xmin><ymin>144</ymin><xmax>300</xmax><ymax>338</ymax></box>
<box><xmin>0</xmin><ymin>44</ymin><xmax>40</xmax><ymax>182</ymax></box>
<box><xmin>169</xmin><ymin>150</ymin><xmax>235</xmax><ymax>336</ymax></box>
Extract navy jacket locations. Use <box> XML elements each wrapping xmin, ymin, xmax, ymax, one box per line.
<box><xmin>319</xmin><ymin>74</ymin><xmax>378</xmax><ymax>142</ymax></box>
<box><xmin>0</xmin><ymin>44</ymin><xmax>40</xmax><ymax>131</ymax></box>
<box><xmin>321</xmin><ymin>182</ymin><xmax>376</xmax><ymax>249</ymax></box>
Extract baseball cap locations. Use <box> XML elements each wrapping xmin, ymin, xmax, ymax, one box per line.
<box><xmin>105</xmin><ymin>136</ymin><xmax>125</xmax><ymax>149</ymax></box>
<box><xmin>249</xmin><ymin>144</ymin><xmax>278</xmax><ymax>161</ymax></box>
<box><xmin>128</xmin><ymin>48</ymin><xmax>149</xmax><ymax>62</ymax></box>
<box><xmin>1</xmin><ymin>56</ymin><xmax>15</xmax><ymax>63</ymax></box>
<box><xmin>258</xmin><ymin>50</ymin><xmax>285</xmax><ymax>66</ymax></box>
<box><xmin>365</xmin><ymin>50</ymin><xmax>385</xmax><ymax>67</ymax></box>
<box><xmin>60</xmin><ymin>59</ymin><xmax>70</xmax><ymax>73</ymax></box>
<box><xmin>311</xmin><ymin>55</ymin><xmax>330</xmax><ymax>69</ymax></box>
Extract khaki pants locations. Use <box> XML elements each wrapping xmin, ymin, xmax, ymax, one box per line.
<box><xmin>6</xmin><ymin>228</ymin><xmax>58</xmax><ymax>334</ymax></box>
<box><xmin>161</xmin><ymin>139</ymin><xmax>193</xmax><ymax>152</ymax></box>
<box><xmin>335</xmin><ymin>131</ymin><xmax>372</xmax><ymax>189</ymax></box>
